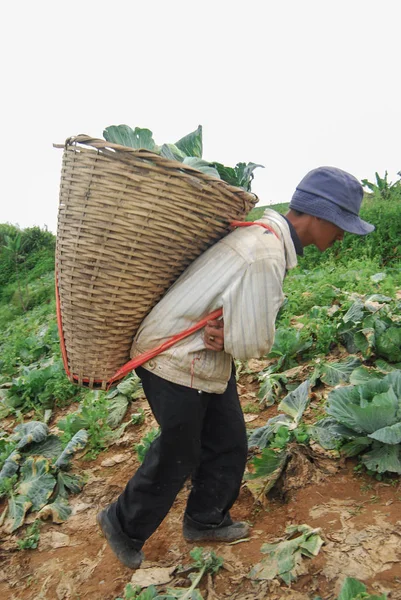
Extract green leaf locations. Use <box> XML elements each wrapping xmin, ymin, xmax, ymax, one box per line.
<box><xmin>278</xmin><ymin>380</ymin><xmax>310</xmax><ymax>424</ymax></box>
<box><xmin>368</xmin><ymin>422</ymin><xmax>401</xmax><ymax>444</ymax></box>
<box><xmin>309</xmin><ymin>418</ymin><xmax>356</xmax><ymax>450</ymax></box>
<box><xmin>248</xmin><ymin>415</ymin><xmax>293</xmax><ymax>449</ymax></box>
<box><xmin>8</xmin><ymin>493</ymin><xmax>32</xmax><ymax>531</ymax></box>
<box><xmin>135</xmin><ymin>427</ymin><xmax>160</xmax><ymax>463</ymax></box>
<box><xmin>343</xmin><ymin>301</ymin><xmax>365</xmax><ymax>323</ymax></box>
<box><xmin>116</xmin><ymin>375</ymin><xmax>143</xmax><ymax>399</ymax></box>
<box><xmin>213</xmin><ymin>161</ymin><xmax>264</xmax><ymax>191</ymax></box>
<box><xmin>189</xmin><ymin>547</ymin><xmax>224</xmax><ymax>575</ymax></box>
<box><xmin>103</xmin><ymin>125</ymin><xmax>157</xmax><ymax>151</ymax></box>
<box><xmin>55</xmin><ymin>429</ymin><xmax>88</xmax><ymax>469</ymax></box>
<box><xmin>375</xmin><ymin>359</ymin><xmax>401</xmax><ymax>373</ymax></box>
<box><xmin>57</xmin><ymin>471</ymin><xmax>86</xmax><ymax>497</ymax></box>
<box><xmin>268</xmin><ymin>329</ymin><xmax>312</xmax><ymax>367</ymax></box>
<box><xmin>37</xmin><ymin>495</ymin><xmax>72</xmax><ymax>523</ymax></box>
<box><xmin>385</xmin><ymin>370</ymin><xmax>401</xmax><ymax>397</ymax></box>
<box><xmin>17</xmin><ymin>456</ymin><xmax>56</xmax><ymax>511</ymax></box>
<box><xmin>0</xmin><ymin>451</ymin><xmax>21</xmax><ymax>480</ymax></box>
<box><xmin>182</xmin><ymin>157</ymin><xmax>220</xmax><ymax>178</ymax></box>
<box><xmin>105</xmin><ymin>394</ymin><xmax>129</xmax><ymax>429</ymax></box>
<box><xmin>370</xmin><ymin>272</ymin><xmax>386</xmax><ymax>283</ymax></box>
<box><xmin>213</xmin><ymin>163</ymin><xmax>240</xmax><ymax>187</ymax></box>
<box><xmin>320</xmin><ymin>357</ymin><xmax>362</xmax><ymax>387</ymax></box>
<box><xmin>174</xmin><ymin>125</ymin><xmax>203</xmax><ymax>158</ymax></box>
<box><xmin>354</xmin><ymin>328</ymin><xmax>375</xmax><ymax>359</ymax></box>
<box><xmin>159</xmin><ymin>143</ymin><xmax>186</xmax><ymax>162</ymax></box>
<box><xmin>246</xmin><ymin>448</ymin><xmax>287</xmax><ymax>480</ymax></box>
<box><xmin>233</xmin><ymin>162</ymin><xmax>264</xmax><ymax>192</ymax></box>
<box><xmin>376</xmin><ymin>327</ymin><xmax>401</xmax><ymax>362</ymax></box>
<box><xmin>24</xmin><ymin>434</ymin><xmax>63</xmax><ymax>459</ymax></box>
<box><xmin>57</xmin><ymin>412</ymin><xmax>88</xmax><ymax>437</ymax></box>
<box><xmin>326</xmin><ymin>385</ymin><xmax>399</xmax><ymax>434</ymax></box>
<box><xmin>250</xmin><ymin>524</ymin><xmax>324</xmax><ymax>584</ymax></box>
<box><xmin>0</xmin><ymin>401</ymin><xmax>12</xmax><ymax>419</ymax></box>
<box><xmin>11</xmin><ymin>421</ymin><xmax>49</xmax><ymax>450</ymax></box>
<box><xmin>337</xmin><ymin>577</ymin><xmax>367</xmax><ymax>600</ymax></box>
<box><xmin>257</xmin><ymin>370</ymin><xmax>287</xmax><ymax>406</ymax></box>
<box><xmin>341</xmin><ymin>437</ymin><xmax>372</xmax><ymax>457</ymax></box>
<box><xmin>337</xmin><ymin>577</ymin><xmax>387</xmax><ymax>600</ymax></box>
<box><xmin>366</xmin><ymin>294</ymin><xmax>393</xmax><ymax>303</ymax></box>
<box><xmin>362</xmin><ymin>442</ymin><xmax>401</xmax><ymax>474</ymax></box>
<box><xmin>349</xmin><ymin>366</ymin><xmax>384</xmax><ymax>385</ymax></box>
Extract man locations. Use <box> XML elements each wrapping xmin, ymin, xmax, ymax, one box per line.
<box><xmin>97</xmin><ymin>166</ymin><xmax>374</xmax><ymax>569</ymax></box>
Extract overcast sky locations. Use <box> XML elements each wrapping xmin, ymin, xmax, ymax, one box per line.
<box><xmin>1</xmin><ymin>1</ymin><xmax>400</xmax><ymax>234</ymax></box>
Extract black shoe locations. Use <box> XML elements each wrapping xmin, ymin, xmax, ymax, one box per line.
<box><xmin>97</xmin><ymin>505</ymin><xmax>144</xmax><ymax>569</ymax></box>
<box><xmin>183</xmin><ymin>518</ymin><xmax>250</xmax><ymax>542</ymax></box>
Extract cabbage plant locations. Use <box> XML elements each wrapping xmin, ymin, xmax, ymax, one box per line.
<box><xmin>103</xmin><ymin>124</ymin><xmax>263</xmax><ymax>191</ymax></box>
<box><xmin>0</xmin><ymin>421</ymin><xmax>87</xmax><ymax>531</ymax></box>
<box><xmin>311</xmin><ymin>370</ymin><xmax>401</xmax><ymax>475</ymax></box>
<box><xmin>338</xmin><ymin>296</ymin><xmax>401</xmax><ymax>363</ymax></box>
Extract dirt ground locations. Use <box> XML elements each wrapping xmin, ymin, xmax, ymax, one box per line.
<box><xmin>1</xmin><ymin>369</ymin><xmax>401</xmax><ymax>600</ymax></box>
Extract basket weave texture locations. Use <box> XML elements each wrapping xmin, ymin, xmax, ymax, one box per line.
<box><xmin>55</xmin><ymin>135</ymin><xmax>258</xmax><ymax>388</ymax></box>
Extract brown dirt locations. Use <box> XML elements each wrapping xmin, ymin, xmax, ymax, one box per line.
<box><xmin>1</xmin><ymin>371</ymin><xmax>401</xmax><ymax>600</ymax></box>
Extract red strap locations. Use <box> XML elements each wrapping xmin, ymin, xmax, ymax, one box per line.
<box><xmin>107</xmin><ymin>307</ymin><xmax>223</xmax><ymax>387</ymax></box>
<box><xmin>56</xmin><ymin>220</ymin><xmax>279</xmax><ymax>387</ymax></box>
<box><xmin>230</xmin><ymin>220</ymin><xmax>280</xmax><ymax>239</ymax></box>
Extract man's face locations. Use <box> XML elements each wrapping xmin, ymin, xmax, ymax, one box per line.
<box><xmin>312</xmin><ymin>218</ymin><xmax>345</xmax><ymax>252</ymax></box>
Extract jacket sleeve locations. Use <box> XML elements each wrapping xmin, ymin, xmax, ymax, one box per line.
<box><xmin>220</xmin><ymin>255</ymin><xmax>286</xmax><ymax>360</ymax></box>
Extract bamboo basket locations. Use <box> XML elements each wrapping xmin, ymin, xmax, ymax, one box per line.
<box><xmin>55</xmin><ymin>135</ymin><xmax>258</xmax><ymax>388</ymax></box>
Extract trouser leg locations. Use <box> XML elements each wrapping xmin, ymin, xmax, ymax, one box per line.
<box><xmin>110</xmin><ymin>366</ymin><xmax>247</xmax><ymax>546</ymax></box>
<box><xmin>112</xmin><ymin>367</ymin><xmax>208</xmax><ymax>545</ymax></box>
<box><xmin>185</xmin><ymin>369</ymin><xmax>248</xmax><ymax>528</ymax></box>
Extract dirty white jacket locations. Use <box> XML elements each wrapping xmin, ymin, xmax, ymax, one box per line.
<box><xmin>130</xmin><ymin>209</ymin><xmax>298</xmax><ymax>393</ymax></box>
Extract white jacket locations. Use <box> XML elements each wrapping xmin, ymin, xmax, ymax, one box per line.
<box><xmin>130</xmin><ymin>209</ymin><xmax>298</xmax><ymax>393</ymax></box>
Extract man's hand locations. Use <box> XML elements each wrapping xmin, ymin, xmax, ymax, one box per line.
<box><xmin>204</xmin><ymin>318</ymin><xmax>224</xmax><ymax>351</ymax></box>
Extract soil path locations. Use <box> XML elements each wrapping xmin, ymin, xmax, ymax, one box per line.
<box><xmin>1</xmin><ymin>372</ymin><xmax>401</xmax><ymax>600</ymax></box>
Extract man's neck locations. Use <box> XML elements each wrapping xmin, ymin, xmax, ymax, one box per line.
<box><xmin>285</xmin><ymin>210</ymin><xmax>315</xmax><ymax>248</ymax></box>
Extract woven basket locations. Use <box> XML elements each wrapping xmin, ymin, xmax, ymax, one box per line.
<box><xmin>55</xmin><ymin>135</ymin><xmax>258</xmax><ymax>388</ymax></box>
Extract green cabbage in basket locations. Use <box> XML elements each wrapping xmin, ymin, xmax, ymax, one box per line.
<box><xmin>103</xmin><ymin>124</ymin><xmax>263</xmax><ymax>192</ymax></box>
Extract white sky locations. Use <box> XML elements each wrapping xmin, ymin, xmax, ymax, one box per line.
<box><xmin>1</xmin><ymin>0</ymin><xmax>400</xmax><ymax>234</ymax></box>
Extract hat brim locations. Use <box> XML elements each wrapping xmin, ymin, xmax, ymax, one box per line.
<box><xmin>289</xmin><ymin>190</ymin><xmax>375</xmax><ymax>235</ymax></box>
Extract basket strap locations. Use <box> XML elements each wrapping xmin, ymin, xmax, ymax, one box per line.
<box><xmin>55</xmin><ymin>272</ymin><xmax>72</xmax><ymax>381</ymax></box>
<box><xmin>107</xmin><ymin>221</ymin><xmax>280</xmax><ymax>386</ymax></box>
<box><xmin>56</xmin><ymin>220</ymin><xmax>280</xmax><ymax>388</ymax></box>
<box><xmin>230</xmin><ymin>220</ymin><xmax>280</xmax><ymax>238</ymax></box>
<box><xmin>107</xmin><ymin>307</ymin><xmax>223</xmax><ymax>387</ymax></box>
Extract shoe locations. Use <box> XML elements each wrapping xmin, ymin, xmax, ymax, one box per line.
<box><xmin>183</xmin><ymin>519</ymin><xmax>250</xmax><ymax>542</ymax></box>
<box><xmin>97</xmin><ymin>505</ymin><xmax>144</xmax><ymax>569</ymax></box>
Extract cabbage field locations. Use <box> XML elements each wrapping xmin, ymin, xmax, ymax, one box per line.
<box><xmin>0</xmin><ymin>178</ymin><xmax>401</xmax><ymax>599</ymax></box>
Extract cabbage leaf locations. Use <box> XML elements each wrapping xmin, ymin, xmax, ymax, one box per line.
<box><xmin>55</xmin><ymin>429</ymin><xmax>88</xmax><ymax>469</ymax></box>
<box><xmin>17</xmin><ymin>456</ymin><xmax>56</xmax><ymax>511</ymax></box>
<box><xmin>362</xmin><ymin>442</ymin><xmax>401</xmax><ymax>474</ymax></box>
<box><xmin>322</xmin><ymin>371</ymin><xmax>401</xmax><ymax>474</ymax></box>
<box><xmin>103</xmin><ymin>125</ymin><xmax>157</xmax><ymax>151</ymax></box>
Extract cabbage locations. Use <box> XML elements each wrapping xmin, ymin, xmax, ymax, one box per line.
<box><xmin>102</xmin><ymin>123</ymin><xmax>263</xmax><ymax>191</ymax></box>
<box><xmin>320</xmin><ymin>370</ymin><xmax>401</xmax><ymax>474</ymax></box>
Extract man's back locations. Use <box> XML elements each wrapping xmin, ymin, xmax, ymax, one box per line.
<box><xmin>130</xmin><ymin>209</ymin><xmax>297</xmax><ymax>392</ymax></box>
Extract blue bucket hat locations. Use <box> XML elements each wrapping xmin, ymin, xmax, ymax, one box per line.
<box><xmin>289</xmin><ymin>166</ymin><xmax>375</xmax><ymax>235</ymax></box>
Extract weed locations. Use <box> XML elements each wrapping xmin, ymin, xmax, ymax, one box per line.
<box><xmin>135</xmin><ymin>428</ymin><xmax>160</xmax><ymax>463</ymax></box>
<box><xmin>17</xmin><ymin>520</ymin><xmax>41</xmax><ymax>550</ymax></box>
<box><xmin>58</xmin><ymin>392</ymin><xmax>112</xmax><ymax>459</ymax></box>
<box><xmin>0</xmin><ymin>474</ymin><xmax>18</xmax><ymax>499</ymax></box>
<box><xmin>243</xmin><ymin>403</ymin><xmax>259</xmax><ymax>414</ymax></box>
<box><xmin>131</xmin><ymin>408</ymin><xmax>146</xmax><ymax>425</ymax></box>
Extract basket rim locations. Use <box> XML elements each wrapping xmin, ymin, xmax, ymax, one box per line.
<box><xmin>54</xmin><ymin>134</ymin><xmax>259</xmax><ymax>203</ymax></box>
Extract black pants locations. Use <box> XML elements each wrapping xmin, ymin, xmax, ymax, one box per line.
<box><xmin>111</xmin><ymin>365</ymin><xmax>248</xmax><ymax>549</ymax></box>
